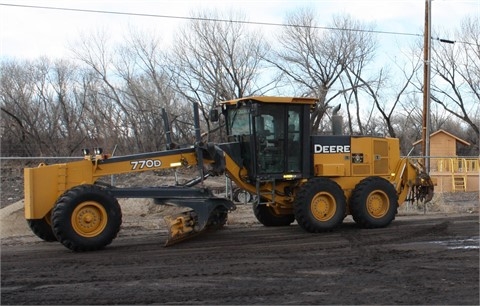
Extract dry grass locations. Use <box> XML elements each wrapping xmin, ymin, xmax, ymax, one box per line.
<box><xmin>399</xmin><ymin>191</ymin><xmax>479</xmax><ymax>215</ymax></box>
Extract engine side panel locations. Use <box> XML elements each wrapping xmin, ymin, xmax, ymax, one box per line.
<box><xmin>312</xmin><ymin>136</ymin><xmax>400</xmax><ymax>179</ymax></box>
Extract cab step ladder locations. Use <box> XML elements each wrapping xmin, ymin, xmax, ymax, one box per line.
<box><xmin>255</xmin><ymin>178</ymin><xmax>276</xmax><ymax>205</ymax></box>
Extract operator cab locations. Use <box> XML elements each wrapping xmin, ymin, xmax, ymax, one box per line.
<box><xmin>219</xmin><ymin>96</ymin><xmax>316</xmax><ymax>182</ymax></box>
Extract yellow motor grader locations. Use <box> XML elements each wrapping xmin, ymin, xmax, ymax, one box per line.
<box><xmin>23</xmin><ymin>96</ymin><xmax>434</xmax><ymax>251</ymax></box>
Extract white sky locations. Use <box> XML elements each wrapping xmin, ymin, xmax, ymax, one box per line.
<box><xmin>0</xmin><ymin>0</ymin><xmax>478</xmax><ymax>60</ymax></box>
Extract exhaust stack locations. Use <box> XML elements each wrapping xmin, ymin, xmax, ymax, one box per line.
<box><xmin>332</xmin><ymin>104</ymin><xmax>343</xmax><ymax>136</ymax></box>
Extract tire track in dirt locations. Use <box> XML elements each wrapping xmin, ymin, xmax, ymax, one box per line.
<box><xmin>2</xmin><ymin>214</ymin><xmax>478</xmax><ymax>305</ymax></box>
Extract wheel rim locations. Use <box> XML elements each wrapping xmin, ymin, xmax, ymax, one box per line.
<box><xmin>310</xmin><ymin>191</ymin><xmax>336</xmax><ymax>221</ymax></box>
<box><xmin>71</xmin><ymin>201</ymin><xmax>108</xmax><ymax>237</ymax></box>
<box><xmin>366</xmin><ymin>190</ymin><xmax>389</xmax><ymax>218</ymax></box>
<box><xmin>238</xmin><ymin>191</ymin><xmax>252</xmax><ymax>203</ymax></box>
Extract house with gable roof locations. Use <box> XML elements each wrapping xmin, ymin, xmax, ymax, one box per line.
<box><xmin>413</xmin><ymin>129</ymin><xmax>479</xmax><ymax>192</ymax></box>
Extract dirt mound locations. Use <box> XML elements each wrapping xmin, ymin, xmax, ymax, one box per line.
<box><xmin>0</xmin><ymin>197</ymin><xmax>257</xmax><ymax>242</ymax></box>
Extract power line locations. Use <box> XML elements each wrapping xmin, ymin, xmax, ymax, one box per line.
<box><xmin>0</xmin><ymin>3</ymin><xmax>422</xmax><ymax>37</ymax></box>
<box><xmin>1</xmin><ymin>3</ymin><xmax>474</xmax><ymax>46</ymax></box>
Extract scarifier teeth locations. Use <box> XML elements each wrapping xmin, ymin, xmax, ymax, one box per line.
<box><xmin>164</xmin><ymin>211</ymin><xmax>203</xmax><ymax>247</ymax></box>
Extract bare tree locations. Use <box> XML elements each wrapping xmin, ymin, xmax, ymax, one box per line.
<box><xmin>70</xmin><ymin>27</ymin><xmax>208</xmax><ymax>152</ymax></box>
<box><xmin>429</xmin><ymin>16</ymin><xmax>479</xmax><ymax>142</ymax></box>
<box><xmin>167</xmin><ymin>10</ymin><xmax>271</xmax><ymax>138</ymax></box>
<box><xmin>336</xmin><ymin>15</ymin><xmax>378</xmax><ymax>135</ymax></box>
<box><xmin>1</xmin><ymin>59</ymin><xmax>38</xmax><ymax>156</ymax></box>
<box><xmin>70</xmin><ymin>29</ymin><xmax>150</xmax><ymax>152</ymax></box>
<box><xmin>1</xmin><ymin>58</ymin><xmax>89</xmax><ymax>156</ymax></box>
<box><xmin>271</xmin><ymin>10</ymin><xmax>379</xmax><ymax>134</ymax></box>
<box><xmin>394</xmin><ymin>95</ymin><xmax>424</xmax><ymax>155</ymax></box>
<box><xmin>351</xmin><ymin>47</ymin><xmax>423</xmax><ymax>138</ymax></box>
<box><xmin>113</xmin><ymin>28</ymin><xmax>188</xmax><ymax>150</ymax></box>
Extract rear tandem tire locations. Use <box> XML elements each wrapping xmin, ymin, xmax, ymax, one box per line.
<box><xmin>52</xmin><ymin>185</ymin><xmax>122</xmax><ymax>252</ymax></box>
<box><xmin>350</xmin><ymin>176</ymin><xmax>398</xmax><ymax>228</ymax></box>
<box><xmin>293</xmin><ymin>178</ymin><xmax>346</xmax><ymax>233</ymax></box>
<box><xmin>207</xmin><ymin>206</ymin><xmax>229</xmax><ymax>229</ymax></box>
<box><xmin>27</xmin><ymin>212</ymin><xmax>57</xmax><ymax>242</ymax></box>
<box><xmin>253</xmin><ymin>202</ymin><xmax>295</xmax><ymax>226</ymax></box>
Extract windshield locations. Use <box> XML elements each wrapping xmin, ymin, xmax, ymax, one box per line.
<box><xmin>228</xmin><ymin>107</ymin><xmax>251</xmax><ymax>136</ymax></box>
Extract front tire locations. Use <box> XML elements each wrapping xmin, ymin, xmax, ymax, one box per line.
<box><xmin>350</xmin><ymin>176</ymin><xmax>398</xmax><ymax>228</ymax></box>
<box><xmin>27</xmin><ymin>212</ymin><xmax>57</xmax><ymax>242</ymax></box>
<box><xmin>52</xmin><ymin>185</ymin><xmax>122</xmax><ymax>251</ymax></box>
<box><xmin>293</xmin><ymin>178</ymin><xmax>346</xmax><ymax>233</ymax></box>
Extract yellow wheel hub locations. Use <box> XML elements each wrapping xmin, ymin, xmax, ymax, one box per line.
<box><xmin>311</xmin><ymin>192</ymin><xmax>336</xmax><ymax>221</ymax></box>
<box><xmin>71</xmin><ymin>201</ymin><xmax>108</xmax><ymax>237</ymax></box>
<box><xmin>367</xmin><ymin>190</ymin><xmax>389</xmax><ymax>218</ymax></box>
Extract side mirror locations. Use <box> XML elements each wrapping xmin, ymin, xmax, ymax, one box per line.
<box><xmin>210</xmin><ymin>109</ymin><xmax>219</xmax><ymax>122</ymax></box>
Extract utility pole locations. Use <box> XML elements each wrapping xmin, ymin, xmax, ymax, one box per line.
<box><xmin>422</xmin><ymin>0</ymin><xmax>432</xmax><ymax>173</ymax></box>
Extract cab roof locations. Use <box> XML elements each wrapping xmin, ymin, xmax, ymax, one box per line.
<box><xmin>220</xmin><ymin>96</ymin><xmax>318</xmax><ymax>106</ymax></box>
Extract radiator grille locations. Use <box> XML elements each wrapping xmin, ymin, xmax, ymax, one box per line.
<box><xmin>353</xmin><ymin>164</ymin><xmax>370</xmax><ymax>175</ymax></box>
<box><xmin>373</xmin><ymin>140</ymin><xmax>389</xmax><ymax>174</ymax></box>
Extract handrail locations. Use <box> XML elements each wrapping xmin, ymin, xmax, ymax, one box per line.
<box><xmin>407</xmin><ymin>157</ymin><xmax>479</xmax><ymax>173</ymax></box>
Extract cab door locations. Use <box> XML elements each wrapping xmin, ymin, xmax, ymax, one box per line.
<box><xmin>254</xmin><ymin>103</ymin><xmax>304</xmax><ymax>179</ymax></box>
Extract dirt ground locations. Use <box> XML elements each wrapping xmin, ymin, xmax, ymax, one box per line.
<box><xmin>1</xmin><ymin>199</ymin><xmax>479</xmax><ymax>305</ymax></box>
<box><xmin>1</xmin><ymin>171</ymin><xmax>479</xmax><ymax>305</ymax></box>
